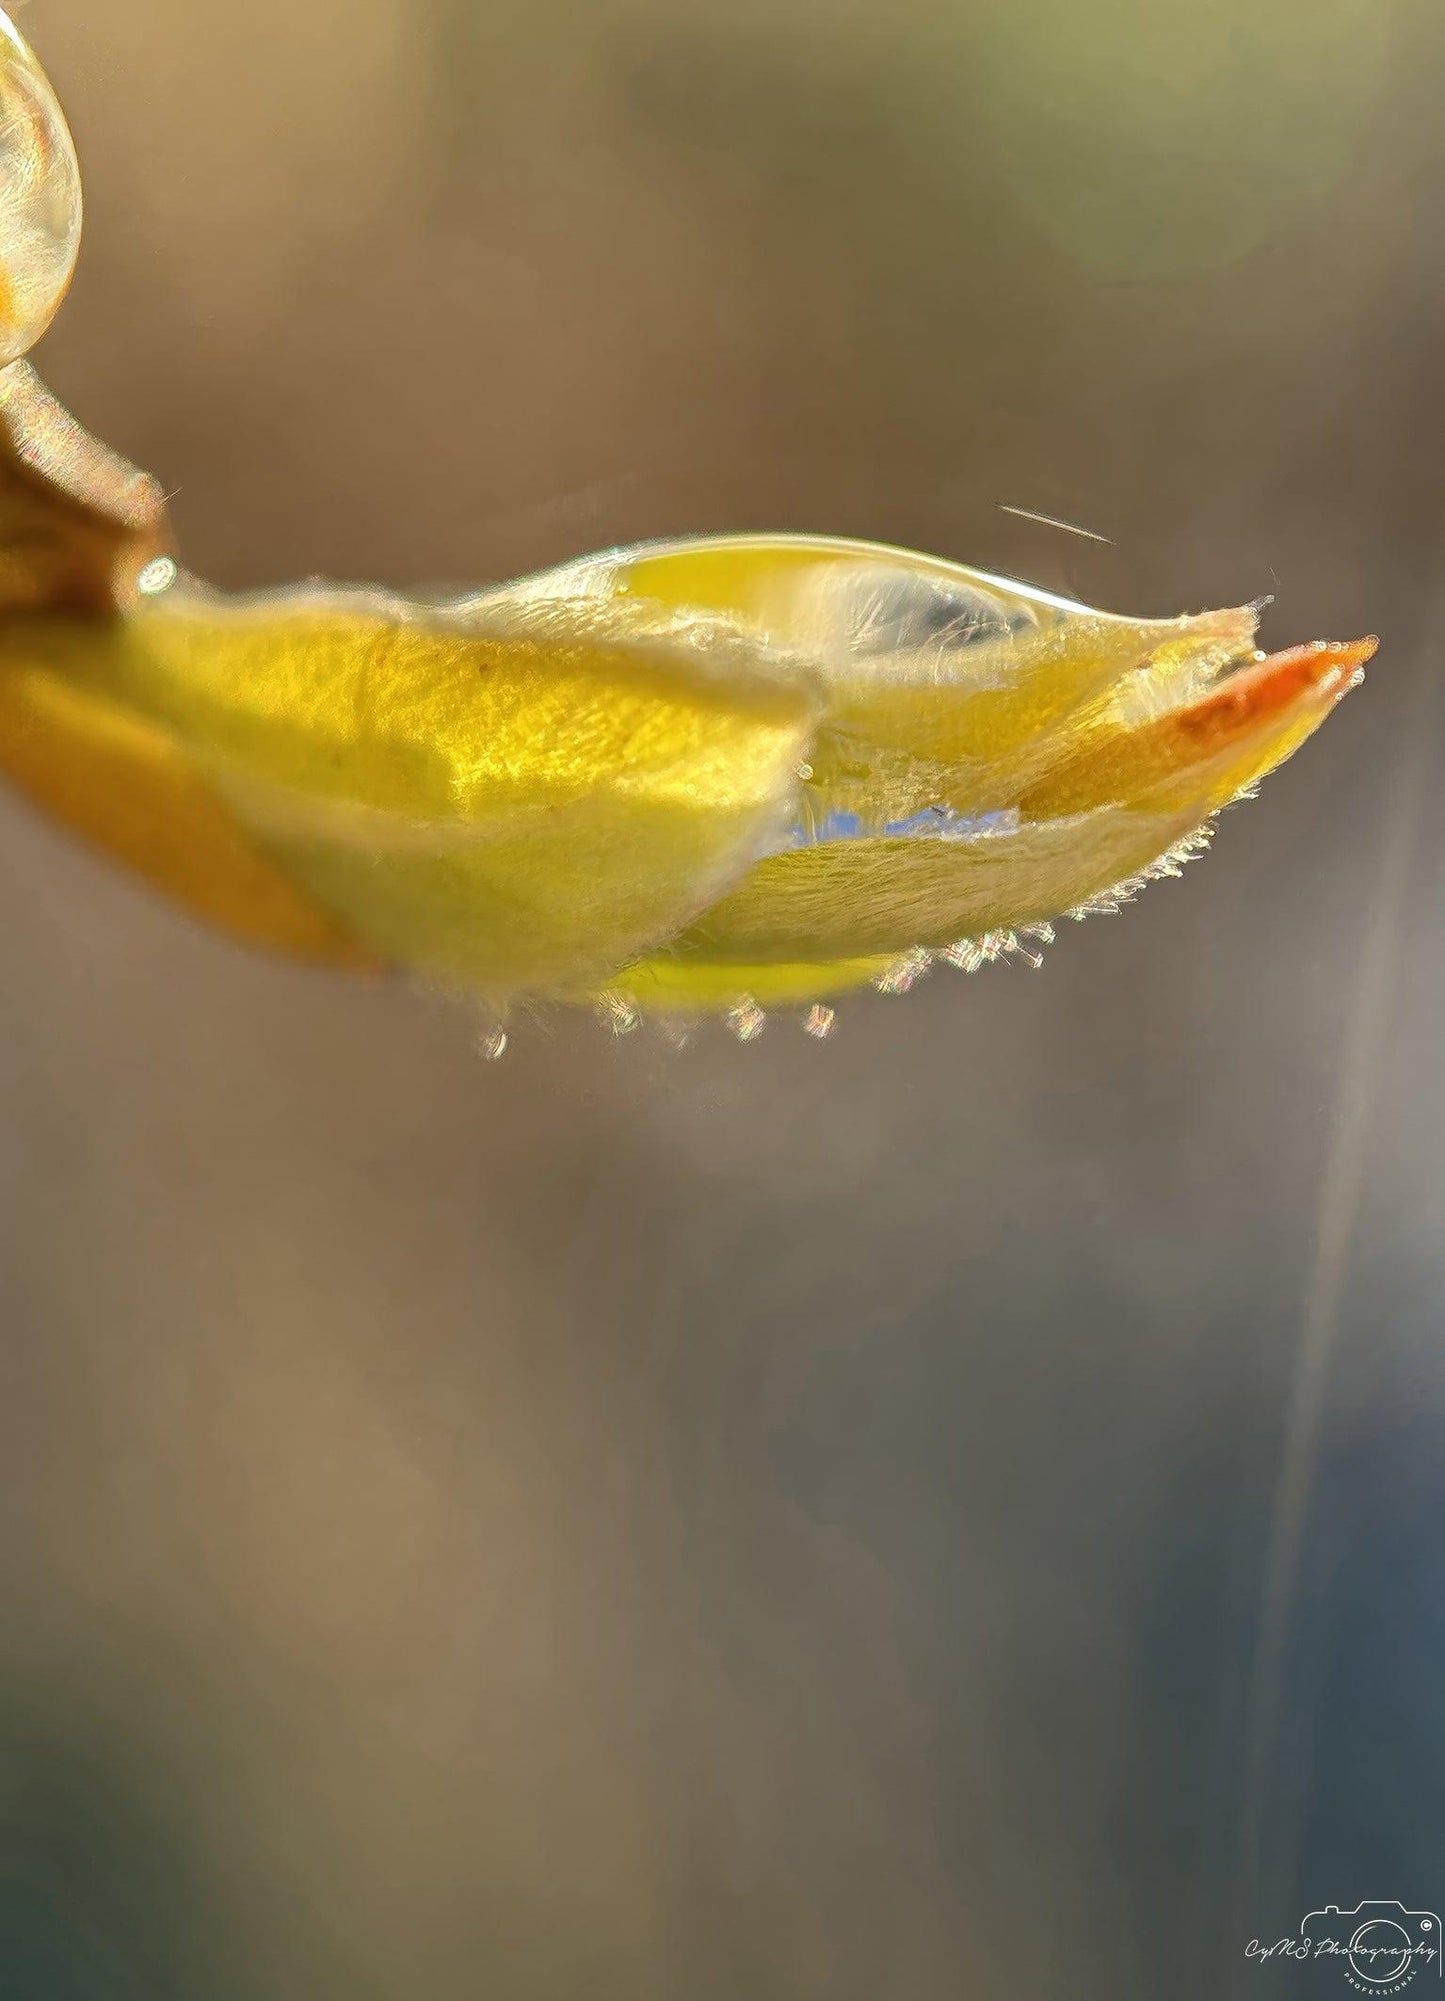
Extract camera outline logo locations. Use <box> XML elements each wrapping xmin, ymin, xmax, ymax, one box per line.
<box><xmin>1301</xmin><ymin>1903</ymin><xmax>1442</xmax><ymax>1993</ymax></box>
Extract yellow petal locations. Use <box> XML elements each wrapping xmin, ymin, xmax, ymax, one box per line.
<box><xmin>0</xmin><ymin>586</ymin><xmax>820</xmax><ymax>994</ymax></box>
<box><xmin>1020</xmin><ymin>638</ymin><xmax>1375</xmax><ymax>820</ymax></box>
<box><xmin>611</xmin><ymin>952</ymin><xmax>902</xmax><ymax>1013</ymax></box>
<box><xmin>520</xmin><ymin>532</ymin><xmax>1260</xmax><ymax>826</ymax></box>
<box><xmin>607</xmin><ymin>640</ymin><xmax>1371</xmax><ymax>1007</ymax></box>
<box><xmin>0</xmin><ymin>659</ymin><xmax>371</xmax><ymax>962</ymax></box>
<box><xmin>624</xmin><ymin>800</ymin><xmax>1206</xmax><ymax>977</ymax></box>
<box><xmin>0</xmin><ymin>522</ymin><xmax>1370</xmax><ymax>1017</ymax></box>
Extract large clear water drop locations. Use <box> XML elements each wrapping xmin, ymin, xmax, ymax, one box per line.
<box><xmin>0</xmin><ymin>9</ymin><xmax>81</xmax><ymax>366</ymax></box>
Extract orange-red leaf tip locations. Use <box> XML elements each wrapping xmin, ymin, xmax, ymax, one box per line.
<box><xmin>1175</xmin><ymin>634</ymin><xmax>1374</xmax><ymax>750</ymax></box>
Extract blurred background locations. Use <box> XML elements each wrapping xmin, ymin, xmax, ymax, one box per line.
<box><xmin>2</xmin><ymin>0</ymin><xmax>1443</xmax><ymax>1993</ymax></box>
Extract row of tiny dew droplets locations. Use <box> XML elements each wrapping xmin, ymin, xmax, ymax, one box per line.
<box><xmin>473</xmin><ymin>819</ymin><xmax>1220</xmax><ymax>1058</ymax></box>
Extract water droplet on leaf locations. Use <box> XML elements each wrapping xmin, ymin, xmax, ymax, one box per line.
<box><xmin>0</xmin><ymin>12</ymin><xmax>82</xmax><ymax>366</ymax></box>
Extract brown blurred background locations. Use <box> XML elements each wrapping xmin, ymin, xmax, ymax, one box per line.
<box><xmin>3</xmin><ymin>0</ymin><xmax>1444</xmax><ymax>1994</ymax></box>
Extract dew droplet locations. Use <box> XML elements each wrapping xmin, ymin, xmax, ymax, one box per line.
<box><xmin>942</xmin><ymin>938</ymin><xmax>985</xmax><ymax>972</ymax></box>
<box><xmin>726</xmin><ymin>997</ymin><xmax>766</xmax><ymax>1042</ymax></box>
<box><xmin>0</xmin><ymin>13</ymin><xmax>82</xmax><ymax>366</ymax></box>
<box><xmin>478</xmin><ymin>1024</ymin><xmax>508</xmax><ymax>1061</ymax></box>
<box><xmin>137</xmin><ymin>556</ymin><xmax>178</xmax><ymax>596</ymax></box>
<box><xmin>802</xmin><ymin>1005</ymin><xmax>835</xmax><ymax>1039</ymax></box>
<box><xmin>598</xmin><ymin>993</ymin><xmax>640</xmax><ymax>1035</ymax></box>
<box><xmin>875</xmin><ymin>948</ymin><xmax>932</xmax><ymax>995</ymax></box>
